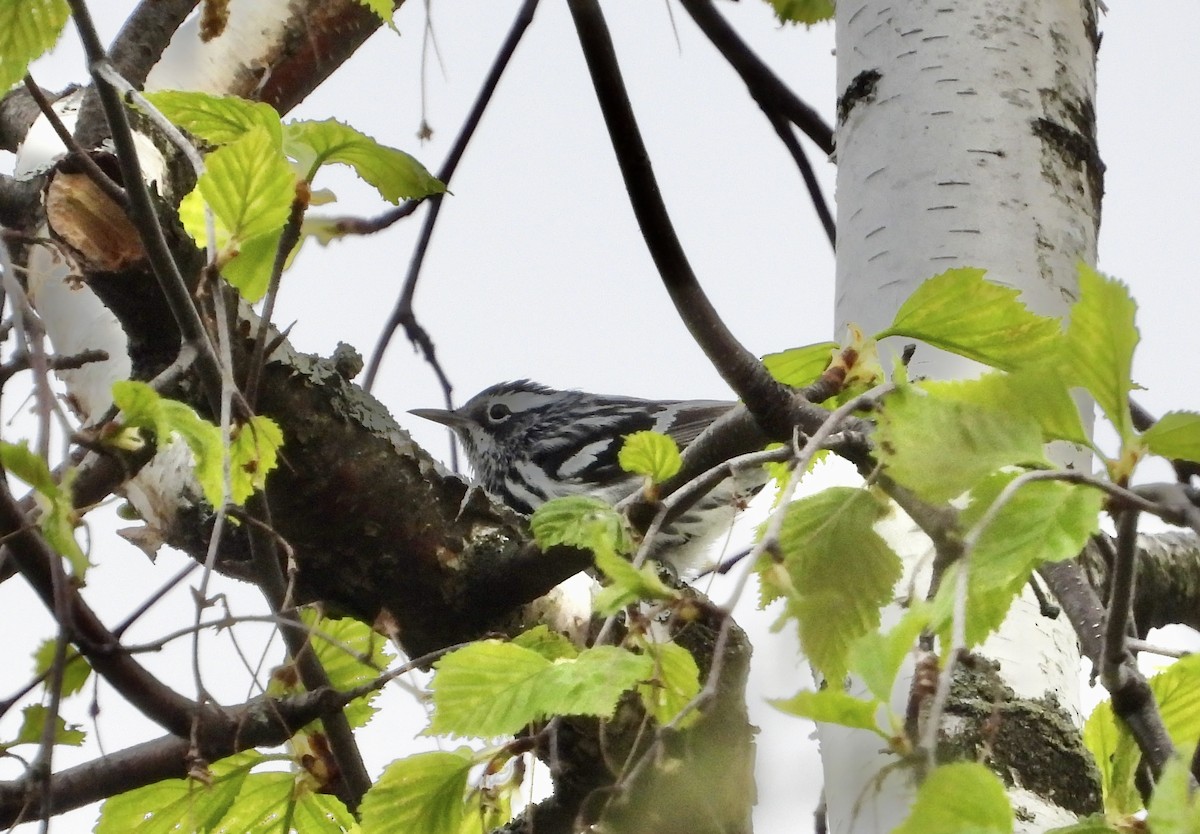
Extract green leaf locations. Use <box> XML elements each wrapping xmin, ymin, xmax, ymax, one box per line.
<box><xmin>0</xmin><ymin>439</ymin><xmax>55</xmax><ymax>493</ymax></box>
<box><xmin>932</xmin><ymin>476</ymin><xmax>1101</xmax><ymax>646</ymax></box>
<box><xmin>429</xmin><ymin>641</ymin><xmax>652</xmax><ymax>738</ymax></box>
<box><xmin>218</xmin><ymin>226</ymin><xmax>291</xmax><ymax>302</ymax></box>
<box><xmin>879</xmin><ymin>267</ymin><xmax>1063</xmax><ymax>372</ymax></box>
<box><xmin>1086</xmin><ymin>649</ymin><xmax>1200</xmax><ymax>816</ymax></box>
<box><xmin>284</xmin><ymin>119</ymin><xmax>445</xmax><ymax>202</ymax></box>
<box><xmin>530</xmin><ymin>495</ymin><xmax>632</xmax><ymax>557</ymax></box>
<box><xmin>636</xmin><ymin>639</ymin><xmax>701</xmax><ymax>727</ymax></box>
<box><xmin>1044</xmin><ymin>816</ymin><xmax>1123</xmax><ymax>834</ymax></box>
<box><xmin>893</xmin><ymin>762</ymin><xmax>1013</xmax><ymax>834</ymax></box>
<box><xmin>306</xmin><ymin>610</ymin><xmax>393</xmax><ymax>729</ymax></box>
<box><xmin>618</xmin><ymin>431</ymin><xmax>682</xmax><ymax>484</ymax></box>
<box><xmin>765</xmin><ymin>0</ymin><xmax>834</xmax><ymax>25</ymax></box>
<box><xmin>770</xmin><ymin>690</ymin><xmax>884</xmax><ymax>736</ymax></box>
<box><xmin>0</xmin><ymin>0</ymin><xmax>70</xmax><ymax>93</ymax></box>
<box><xmin>210</xmin><ymin>770</ymin><xmax>357</xmax><ymax>833</ymax></box>
<box><xmin>429</xmin><ymin>642</ymin><xmax>549</xmax><ymax>737</ymax></box>
<box><xmin>360</xmin><ymin>750</ymin><xmax>475</xmax><ymax>834</ymax></box>
<box><xmin>1146</xmin><ymin>755</ymin><xmax>1200</xmax><ymax>834</ymax></box>
<box><xmin>1143</xmin><ymin>411</ymin><xmax>1200</xmax><ymax>463</ymax></box>
<box><xmin>211</xmin><ymin>771</ymin><xmax>294</xmax><ymax>832</ymax></box>
<box><xmin>229</xmin><ymin>415</ymin><xmax>284</xmax><ymax>504</ymax></box>
<box><xmin>592</xmin><ymin>545</ymin><xmax>678</xmax><ymax>615</ymax></box>
<box><xmin>352</xmin><ymin>0</ymin><xmax>397</xmax><ymax>29</ymax></box>
<box><xmin>289</xmin><ymin>791</ymin><xmax>359</xmax><ymax>833</ymax></box>
<box><xmin>201</xmin><ymin>126</ymin><xmax>296</xmax><ymax>242</ymax></box>
<box><xmin>33</xmin><ymin>640</ymin><xmax>91</xmax><ymax>697</ymax></box>
<box><xmin>848</xmin><ymin>604</ymin><xmax>931</xmax><ymax>703</ymax></box>
<box><xmin>876</xmin><ymin>385</ymin><xmax>1049</xmax><ymax>503</ymax></box>
<box><xmin>761</xmin><ymin>342</ymin><xmax>838</xmax><ymax>387</ymax></box>
<box><xmin>112</xmin><ymin>381</ymin><xmax>226</xmax><ymax>508</ymax></box>
<box><xmin>1</xmin><ymin>704</ymin><xmax>84</xmax><ymax>751</ymax></box>
<box><xmin>762</xmin><ymin>488</ymin><xmax>902</xmax><ymax>682</ymax></box>
<box><xmin>0</xmin><ymin>441</ymin><xmax>87</xmax><ymax>575</ymax></box>
<box><xmin>540</xmin><ymin>646</ymin><xmax>653</xmax><ymax>721</ymax></box>
<box><xmin>96</xmin><ymin>750</ymin><xmax>261</xmax><ymax>834</ymax></box>
<box><xmin>1083</xmin><ymin>698</ymin><xmax>1141</xmax><ymax>816</ymax></box>
<box><xmin>1064</xmin><ymin>264</ymin><xmax>1139</xmax><ymax>445</ymax></box>
<box><xmin>141</xmin><ymin>90</ymin><xmax>283</xmax><ymax>147</ymax></box>
<box><xmin>511</xmin><ymin>625</ymin><xmax>579</xmax><ymax>662</ymax></box>
<box><xmin>923</xmin><ymin>365</ymin><xmax>1090</xmax><ymax>447</ymax></box>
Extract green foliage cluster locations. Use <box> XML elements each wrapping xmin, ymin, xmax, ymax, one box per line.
<box><xmin>144</xmin><ymin>90</ymin><xmax>444</xmax><ymax>301</ymax></box>
<box><xmin>94</xmin><ymin>612</ymin><xmax>392</xmax><ymax>834</ymax></box>
<box><xmin>111</xmin><ymin>380</ymin><xmax>284</xmax><ymax>509</ymax></box>
<box><xmin>761</xmin><ymin>266</ymin><xmax>1200</xmax><ymax>833</ymax></box>
<box><xmin>16</xmin><ymin>265</ymin><xmax>1189</xmax><ymax>833</ymax></box>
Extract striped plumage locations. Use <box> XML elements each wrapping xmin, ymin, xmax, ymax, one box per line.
<box><xmin>411</xmin><ymin>380</ymin><xmax>763</xmax><ymax>570</ymax></box>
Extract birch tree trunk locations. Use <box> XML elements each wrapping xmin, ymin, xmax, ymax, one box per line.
<box><xmin>826</xmin><ymin>1</ymin><xmax>1103</xmax><ymax>830</ymax></box>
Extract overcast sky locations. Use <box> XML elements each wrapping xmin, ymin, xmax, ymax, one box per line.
<box><xmin>2</xmin><ymin>2</ymin><xmax>1199</xmax><ymax>831</ymax></box>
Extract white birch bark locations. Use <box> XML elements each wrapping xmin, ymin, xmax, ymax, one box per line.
<box><xmin>825</xmin><ymin>1</ymin><xmax>1101</xmax><ymax>830</ymax></box>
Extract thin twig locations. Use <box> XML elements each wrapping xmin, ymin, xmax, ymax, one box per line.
<box><xmin>245</xmin><ymin>197</ymin><xmax>307</xmax><ymax>406</ymax></box>
<box><xmin>243</xmin><ymin>493</ymin><xmax>372</xmax><ymax>808</ymax></box>
<box><xmin>765</xmin><ymin>108</ymin><xmax>835</xmax><ymax>246</ymax></box>
<box><xmin>111</xmin><ymin>560</ymin><xmax>200</xmax><ymax>638</ymax></box>
<box><xmin>1102</xmin><ymin>509</ymin><xmax>1140</xmax><ymax>688</ymax></box>
<box><xmin>0</xmin><ymin>348</ymin><xmax>109</xmax><ymax>386</ymax></box>
<box><xmin>678</xmin><ymin>0</ymin><xmax>834</xmax><ymax>154</ymax></box>
<box><xmin>363</xmin><ymin>0</ymin><xmax>542</xmax><ymax>406</ymax></box>
<box><xmin>22</xmin><ymin>76</ymin><xmax>128</xmax><ymax>209</ymax></box>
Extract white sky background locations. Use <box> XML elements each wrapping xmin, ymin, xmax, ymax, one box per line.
<box><xmin>1</xmin><ymin>1</ymin><xmax>1199</xmax><ymax>831</ymax></box>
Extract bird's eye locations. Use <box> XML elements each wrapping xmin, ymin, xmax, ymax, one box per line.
<box><xmin>487</xmin><ymin>403</ymin><xmax>512</xmax><ymax>423</ymax></box>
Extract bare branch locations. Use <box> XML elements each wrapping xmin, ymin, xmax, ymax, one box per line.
<box><xmin>362</xmin><ymin>0</ymin><xmax>542</xmax><ymax>403</ymax></box>
<box><xmin>242</xmin><ymin>493</ymin><xmax>372</xmax><ymax>808</ymax></box>
<box><xmin>108</xmin><ymin>0</ymin><xmax>200</xmax><ymax>87</ymax></box>
<box><xmin>567</xmin><ymin>0</ymin><xmax>798</xmax><ymax>441</ymax></box>
<box><xmin>0</xmin><ymin>687</ymin><xmax>352</xmax><ymax>827</ymax></box>
<box><xmin>678</xmin><ymin>0</ymin><xmax>834</xmax><ymax>155</ymax></box>
<box><xmin>679</xmin><ymin>0</ymin><xmax>835</xmax><ymax>245</ymax></box>
<box><xmin>0</xmin><ymin>176</ymin><xmax>43</xmax><ymax>228</ymax></box>
<box><xmin>22</xmin><ymin>75</ymin><xmax>126</xmax><ymax>210</ymax></box>
<box><xmin>0</xmin><ymin>476</ymin><xmax>208</xmax><ymax>738</ymax></box>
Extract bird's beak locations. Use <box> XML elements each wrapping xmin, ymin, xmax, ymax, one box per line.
<box><xmin>409</xmin><ymin>407</ymin><xmax>470</xmax><ymax>429</ymax></box>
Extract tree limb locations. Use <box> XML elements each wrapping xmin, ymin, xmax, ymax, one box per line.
<box><xmin>0</xmin><ymin>475</ymin><xmax>214</xmax><ymax>739</ymax></box>
<box><xmin>0</xmin><ymin>175</ymin><xmax>43</xmax><ymax>228</ymax></box>
<box><xmin>677</xmin><ymin>0</ymin><xmax>834</xmax><ymax>155</ymax></box>
<box><xmin>362</xmin><ymin>0</ymin><xmax>542</xmax><ymax>403</ymax></box>
<box><xmin>0</xmin><ymin>687</ymin><xmax>350</xmax><ymax>827</ymax></box>
<box><xmin>567</xmin><ymin>0</ymin><xmax>799</xmax><ymax>442</ymax></box>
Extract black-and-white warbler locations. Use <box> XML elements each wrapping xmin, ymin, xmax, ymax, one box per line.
<box><xmin>411</xmin><ymin>380</ymin><xmax>764</xmax><ymax>571</ymax></box>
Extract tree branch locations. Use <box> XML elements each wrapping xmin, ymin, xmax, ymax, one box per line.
<box><xmin>0</xmin><ymin>176</ymin><xmax>43</xmax><ymax>228</ymax></box>
<box><xmin>0</xmin><ymin>476</ymin><xmax>212</xmax><ymax>739</ymax></box>
<box><xmin>0</xmin><ymin>687</ymin><xmax>350</xmax><ymax>827</ymax></box>
<box><xmin>243</xmin><ymin>493</ymin><xmax>371</xmax><ymax>808</ymax></box>
<box><xmin>677</xmin><ymin>0</ymin><xmax>834</xmax><ymax>155</ymax></box>
<box><xmin>362</xmin><ymin>0</ymin><xmax>542</xmax><ymax>399</ymax></box>
<box><xmin>72</xmin><ymin>0</ymin><xmax>201</xmax><ymax>149</ymax></box>
<box><xmin>566</xmin><ymin>0</ymin><xmax>798</xmax><ymax>440</ymax></box>
<box><xmin>0</xmin><ymin>85</ymin><xmax>62</xmax><ymax>153</ymax></box>
<box><xmin>108</xmin><ymin>0</ymin><xmax>200</xmax><ymax>87</ymax></box>
<box><xmin>764</xmin><ymin>108</ymin><xmax>835</xmax><ymax>246</ymax></box>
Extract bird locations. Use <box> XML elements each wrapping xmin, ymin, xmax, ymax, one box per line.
<box><xmin>410</xmin><ymin>380</ymin><xmax>765</xmax><ymax>572</ymax></box>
